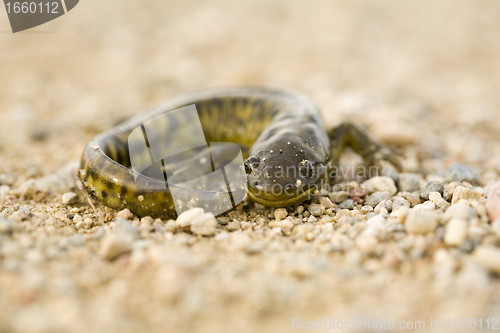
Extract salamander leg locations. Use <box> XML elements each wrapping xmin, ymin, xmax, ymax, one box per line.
<box><xmin>328</xmin><ymin>122</ymin><xmax>401</xmax><ymax>176</ymax></box>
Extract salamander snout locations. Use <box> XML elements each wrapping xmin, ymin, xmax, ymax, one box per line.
<box><xmin>244</xmin><ymin>156</ymin><xmax>261</xmax><ymax>174</ymax></box>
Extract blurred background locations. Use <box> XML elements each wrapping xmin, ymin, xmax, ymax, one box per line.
<box><xmin>1</xmin><ymin>1</ymin><xmax>500</xmax><ymax>332</ymax></box>
<box><xmin>1</xmin><ymin>0</ymin><xmax>500</xmax><ymax>176</ymax></box>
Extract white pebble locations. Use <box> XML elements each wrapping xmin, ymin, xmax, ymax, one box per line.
<box><xmin>100</xmin><ymin>234</ymin><xmax>133</xmax><ymax>261</ymax></box>
<box><xmin>117</xmin><ymin>208</ymin><xmax>133</xmax><ymax>220</ymax></box>
<box><xmin>444</xmin><ymin>218</ymin><xmax>468</xmax><ymax>246</ymax></box>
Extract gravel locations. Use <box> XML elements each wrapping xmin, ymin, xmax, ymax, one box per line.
<box><xmin>446</xmin><ymin>163</ymin><xmax>480</xmax><ymax>184</ymax></box>
<box><xmin>421</xmin><ymin>181</ymin><xmax>445</xmax><ymax>200</ymax></box>
<box><xmin>1</xmin><ymin>1</ymin><xmax>500</xmax><ymax>332</ymax></box>
<box><xmin>486</xmin><ymin>182</ymin><xmax>500</xmax><ymax>222</ymax></box>
<box><xmin>362</xmin><ymin>176</ymin><xmax>398</xmax><ymax>196</ymax></box>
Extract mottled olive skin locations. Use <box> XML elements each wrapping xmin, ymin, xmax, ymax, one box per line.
<box><xmin>78</xmin><ymin>87</ymin><xmax>394</xmax><ymax>218</ymax></box>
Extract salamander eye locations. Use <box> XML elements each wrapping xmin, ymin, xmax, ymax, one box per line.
<box><xmin>299</xmin><ymin>160</ymin><xmax>314</xmax><ymax>178</ymax></box>
<box><xmin>244</xmin><ymin>156</ymin><xmax>261</xmax><ymax>174</ymax></box>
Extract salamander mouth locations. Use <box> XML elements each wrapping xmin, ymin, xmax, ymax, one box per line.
<box><xmin>245</xmin><ymin>184</ymin><xmax>317</xmax><ymax>207</ymax></box>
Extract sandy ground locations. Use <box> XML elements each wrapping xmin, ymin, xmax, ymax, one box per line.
<box><xmin>1</xmin><ymin>1</ymin><xmax>500</xmax><ymax>332</ymax></box>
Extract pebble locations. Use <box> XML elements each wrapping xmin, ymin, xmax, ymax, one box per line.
<box><xmin>61</xmin><ymin>192</ymin><xmax>78</xmax><ymax>205</ymax></box>
<box><xmin>428</xmin><ymin>191</ymin><xmax>450</xmax><ymax>211</ymax></box>
<box><xmin>473</xmin><ymin>246</ymin><xmax>500</xmax><ymax>274</ymax></box>
<box><xmin>421</xmin><ymin>181</ymin><xmax>444</xmax><ymax>200</ymax></box>
<box><xmin>165</xmin><ymin>220</ymin><xmax>177</xmax><ymax>232</ymax></box>
<box><xmin>407</xmin><ymin>192</ymin><xmax>421</xmax><ymax>207</ymax></box>
<box><xmin>446</xmin><ymin>163</ymin><xmax>479</xmax><ymax>184</ymax></box>
<box><xmin>365</xmin><ymin>191</ymin><xmax>391</xmax><ymax>207</ymax></box>
<box><xmin>190</xmin><ymin>213</ymin><xmax>218</xmax><ymax>236</ymax></box>
<box><xmin>308</xmin><ymin>204</ymin><xmax>324</xmax><ymax>217</ymax></box>
<box><xmin>486</xmin><ymin>182</ymin><xmax>500</xmax><ymax>222</ymax></box>
<box><xmin>444</xmin><ymin>182</ymin><xmax>464</xmax><ymax>201</ymax></box>
<box><xmin>0</xmin><ymin>217</ymin><xmax>16</xmax><ymax>235</ymax></box>
<box><xmin>397</xmin><ymin>173</ymin><xmax>421</xmax><ymax>193</ymax></box>
<box><xmin>227</xmin><ymin>220</ymin><xmax>241</xmax><ymax>231</ymax></box>
<box><xmin>274</xmin><ymin>208</ymin><xmax>288</xmax><ymax>220</ymax></box>
<box><xmin>0</xmin><ymin>185</ymin><xmax>10</xmax><ymax>197</ymax></box>
<box><xmin>451</xmin><ymin>186</ymin><xmax>482</xmax><ymax>204</ymax></box>
<box><xmin>176</xmin><ymin>207</ymin><xmax>204</xmax><ymax>227</ymax></box>
<box><xmin>444</xmin><ymin>203</ymin><xmax>477</xmax><ymax>222</ymax></box>
<box><xmin>338</xmin><ymin>199</ymin><xmax>354</xmax><ymax>210</ymax></box>
<box><xmin>116</xmin><ymin>208</ymin><xmax>133</xmax><ymax>220</ymax></box>
<box><xmin>381</xmin><ymin>168</ymin><xmax>399</xmax><ymax>183</ymax></box>
<box><xmin>444</xmin><ymin>218</ymin><xmax>468</xmax><ymax>246</ymax></box>
<box><xmin>328</xmin><ymin>191</ymin><xmax>350</xmax><ymax>203</ymax></box>
<box><xmin>361</xmin><ymin>205</ymin><xmax>374</xmax><ymax>214</ymax></box>
<box><xmin>391</xmin><ymin>197</ymin><xmax>410</xmax><ymax>211</ymax></box>
<box><xmin>405</xmin><ymin>211</ymin><xmax>438</xmax><ymax>234</ymax></box>
<box><xmin>113</xmin><ymin>218</ymin><xmax>140</xmax><ymax>240</ymax></box>
<box><xmin>308</xmin><ymin>215</ymin><xmax>318</xmax><ymax>223</ymax></box>
<box><xmin>217</xmin><ymin>217</ymin><xmax>229</xmax><ymax>225</ymax></box>
<box><xmin>100</xmin><ymin>234</ymin><xmax>133</xmax><ymax>261</ymax></box>
<box><xmin>319</xmin><ymin>196</ymin><xmax>335</xmax><ymax>209</ymax></box>
<box><xmin>362</xmin><ymin>176</ymin><xmax>397</xmax><ymax>196</ymax></box>
<box><xmin>361</xmin><ymin>215</ymin><xmax>386</xmax><ymax>236</ymax></box>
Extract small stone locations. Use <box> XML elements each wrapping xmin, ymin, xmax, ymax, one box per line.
<box><xmin>390</xmin><ymin>206</ymin><xmax>408</xmax><ymax>224</ymax></box>
<box><xmin>362</xmin><ymin>215</ymin><xmax>386</xmax><ymax>236</ymax></box>
<box><xmin>428</xmin><ymin>191</ymin><xmax>450</xmax><ymax>210</ymax></box>
<box><xmin>381</xmin><ymin>168</ymin><xmax>399</xmax><ymax>183</ymax></box>
<box><xmin>274</xmin><ymin>208</ymin><xmax>288</xmax><ymax>220</ymax></box>
<box><xmin>338</xmin><ymin>199</ymin><xmax>354</xmax><ymax>210</ymax></box>
<box><xmin>452</xmin><ymin>186</ymin><xmax>482</xmax><ymax>204</ymax></box>
<box><xmin>0</xmin><ymin>217</ymin><xmax>16</xmax><ymax>235</ymax></box>
<box><xmin>486</xmin><ymin>182</ymin><xmax>500</xmax><ymax>222</ymax></box>
<box><xmin>361</xmin><ymin>205</ymin><xmax>374</xmax><ymax>214</ymax></box>
<box><xmin>140</xmin><ymin>216</ymin><xmax>153</xmax><ymax>226</ymax></box>
<box><xmin>319</xmin><ymin>196</ymin><xmax>335</xmax><ymax>209</ymax></box>
<box><xmin>444</xmin><ymin>218</ymin><xmax>468</xmax><ymax>246</ymax></box>
<box><xmin>365</xmin><ymin>191</ymin><xmax>391</xmax><ymax>207</ymax></box>
<box><xmin>217</xmin><ymin>217</ymin><xmax>229</xmax><ymax>225</ymax></box>
<box><xmin>407</xmin><ymin>192</ymin><xmax>421</xmax><ymax>207</ymax></box>
<box><xmin>116</xmin><ymin>208</ymin><xmax>133</xmax><ymax>220</ymax></box>
<box><xmin>100</xmin><ymin>234</ymin><xmax>133</xmax><ymax>261</ymax></box>
<box><xmin>392</xmin><ymin>197</ymin><xmax>410</xmax><ymax>211</ymax></box>
<box><xmin>405</xmin><ymin>211</ymin><xmax>439</xmax><ymax>234</ymax></box>
<box><xmin>308</xmin><ymin>204</ymin><xmax>324</xmax><ymax>217</ymax></box>
<box><xmin>473</xmin><ymin>246</ymin><xmax>500</xmax><ymax>274</ymax></box>
<box><xmin>421</xmin><ymin>181</ymin><xmax>445</xmax><ymax>200</ymax></box>
<box><xmin>61</xmin><ymin>192</ymin><xmax>78</xmax><ymax>204</ymax></box>
<box><xmin>444</xmin><ymin>182</ymin><xmax>464</xmax><ymax>201</ymax></box>
<box><xmin>176</xmin><ymin>207</ymin><xmax>204</xmax><ymax>227</ymax></box>
<box><xmin>397</xmin><ymin>173</ymin><xmax>421</xmax><ymax>193</ymax></box>
<box><xmin>446</xmin><ymin>163</ymin><xmax>480</xmax><ymax>184</ymax></box>
<box><xmin>227</xmin><ymin>220</ymin><xmax>241</xmax><ymax>231</ymax></box>
<box><xmin>190</xmin><ymin>213</ymin><xmax>218</xmax><ymax>236</ymax></box>
<box><xmin>308</xmin><ymin>215</ymin><xmax>318</xmax><ymax>223</ymax></box>
<box><xmin>0</xmin><ymin>185</ymin><xmax>10</xmax><ymax>197</ymax></box>
<box><xmin>362</xmin><ymin>176</ymin><xmax>397</xmax><ymax>196</ymax></box>
<box><xmin>328</xmin><ymin>191</ymin><xmax>350</xmax><ymax>203</ymax></box>
<box><xmin>491</xmin><ymin>218</ymin><xmax>500</xmax><ymax>236</ymax></box>
<box><xmin>241</xmin><ymin>221</ymin><xmax>253</xmax><ymax>230</ymax></box>
<box><xmin>444</xmin><ymin>203</ymin><xmax>477</xmax><ymax>222</ymax></box>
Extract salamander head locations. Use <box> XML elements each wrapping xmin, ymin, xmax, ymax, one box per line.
<box><xmin>244</xmin><ymin>138</ymin><xmax>329</xmax><ymax>207</ymax></box>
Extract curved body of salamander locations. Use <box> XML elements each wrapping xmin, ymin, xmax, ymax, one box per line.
<box><xmin>78</xmin><ymin>87</ymin><xmax>332</xmax><ymax>218</ymax></box>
